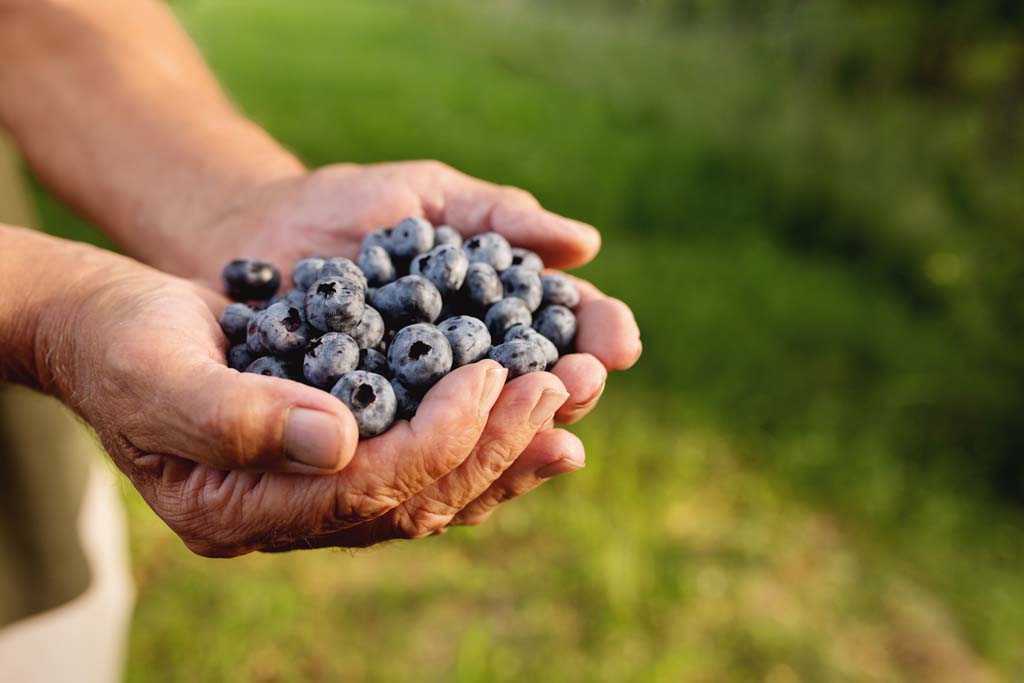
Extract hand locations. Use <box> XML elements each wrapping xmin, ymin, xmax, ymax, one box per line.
<box><xmin>192</xmin><ymin>161</ymin><xmax>642</xmax><ymax>532</ymax></box>
<box><xmin>29</xmin><ymin>235</ymin><xmax>581</xmax><ymax>555</ymax></box>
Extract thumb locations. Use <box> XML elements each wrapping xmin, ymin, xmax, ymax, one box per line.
<box><xmin>134</xmin><ymin>357</ymin><xmax>360</xmax><ymax>475</ymax></box>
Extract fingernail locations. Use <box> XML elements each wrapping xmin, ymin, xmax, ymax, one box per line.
<box><xmin>536</xmin><ymin>455</ymin><xmax>585</xmax><ymax>479</ymax></box>
<box><xmin>479</xmin><ymin>366</ymin><xmax>507</xmax><ymax>418</ymax></box>
<box><xmin>284</xmin><ymin>408</ymin><xmax>342</xmax><ymax>471</ymax></box>
<box><xmin>530</xmin><ymin>389</ymin><xmax>569</xmax><ymax>427</ymax></box>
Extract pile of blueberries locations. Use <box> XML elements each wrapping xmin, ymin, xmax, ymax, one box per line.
<box><xmin>218</xmin><ymin>217</ymin><xmax>579</xmax><ymax>438</ymax></box>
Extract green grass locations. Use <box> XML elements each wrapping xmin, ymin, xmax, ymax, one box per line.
<box><xmin>28</xmin><ymin>0</ymin><xmax>1024</xmax><ymax>680</ymax></box>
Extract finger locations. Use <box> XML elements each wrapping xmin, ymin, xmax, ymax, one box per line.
<box><xmin>451</xmin><ymin>429</ymin><xmax>585</xmax><ymax>527</ymax></box>
<box><xmin>316</xmin><ymin>372</ymin><xmax>568</xmax><ymax>546</ymax></box>
<box><xmin>428</xmin><ymin>169</ymin><xmax>602</xmax><ymax>269</ymax></box>
<box><xmin>549</xmin><ymin>353</ymin><xmax>607</xmax><ymax>424</ymax></box>
<box><xmin>561</xmin><ymin>274</ymin><xmax>642</xmax><ymax>370</ymax></box>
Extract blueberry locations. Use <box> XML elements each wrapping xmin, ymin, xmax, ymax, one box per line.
<box><xmin>533</xmin><ymin>305</ymin><xmax>577</xmax><ymax>354</ymax></box>
<box><xmin>510</xmin><ymin>247</ymin><xmax>544</xmax><ymax>271</ymax></box>
<box><xmin>245</xmin><ymin>356</ymin><xmax>295</xmax><ymax>379</ymax></box>
<box><xmin>501</xmin><ymin>265</ymin><xmax>543</xmax><ymax>312</ymax></box>
<box><xmin>390</xmin><ymin>216</ymin><xmax>435</xmax><ymax>259</ymax></box>
<box><xmin>292</xmin><ymin>257</ymin><xmax>326</xmax><ymax>291</ymax></box>
<box><xmin>361</xmin><ymin>227</ymin><xmax>393</xmax><ymax>253</ymax></box>
<box><xmin>245</xmin><ymin>316</ymin><xmax>266</xmax><ymax>354</ymax></box>
<box><xmin>387</xmin><ymin>323</ymin><xmax>453</xmax><ymax>389</ymax></box>
<box><xmin>219</xmin><ymin>303</ymin><xmax>255</xmax><ymax>344</ymax></box>
<box><xmin>317</xmin><ymin>257</ymin><xmax>367</xmax><ymax>288</ymax></box>
<box><xmin>358</xmin><ymin>246</ymin><xmax>396</xmax><ymax>287</ymax></box>
<box><xmin>222</xmin><ymin>259</ymin><xmax>281</xmax><ymax>301</ymax></box>
<box><xmin>305</xmin><ymin>276</ymin><xmax>366</xmax><ymax>333</ymax></box>
<box><xmin>227</xmin><ymin>343</ymin><xmax>259</xmax><ymax>371</ymax></box>
<box><xmin>253</xmin><ymin>302</ymin><xmax>314</xmax><ymax>355</ymax></box>
<box><xmin>504</xmin><ymin>324</ymin><xmax>559</xmax><ymax>369</ymax></box>
<box><xmin>303</xmin><ymin>332</ymin><xmax>360</xmax><ymax>388</ymax></box>
<box><xmin>433</xmin><ymin>225</ymin><xmax>462</xmax><ymax>248</ymax></box>
<box><xmin>267</xmin><ymin>288</ymin><xmax>307</xmax><ymax>310</ymax></box>
<box><xmin>541</xmin><ymin>274</ymin><xmax>580</xmax><ymax>309</ymax></box>
<box><xmin>440</xmin><ymin>315</ymin><xmax>492</xmax><ymax>368</ymax></box>
<box><xmin>348</xmin><ymin>306</ymin><xmax>385</xmax><ymax>349</ymax></box>
<box><xmin>371</xmin><ymin>275</ymin><xmax>442</xmax><ymax>328</ymax></box>
<box><xmin>488</xmin><ymin>340</ymin><xmax>547</xmax><ymax>379</ymax></box>
<box><xmin>391</xmin><ymin>378</ymin><xmax>424</xmax><ymax>420</ymax></box>
<box><xmin>330</xmin><ymin>371</ymin><xmax>397</xmax><ymax>438</ymax></box>
<box><xmin>410</xmin><ymin>244</ymin><xmax>469</xmax><ymax>295</ymax></box>
<box><xmin>358</xmin><ymin>348</ymin><xmax>391</xmax><ymax>377</ymax></box>
<box><xmin>463</xmin><ymin>232</ymin><xmax>512</xmax><ymax>271</ymax></box>
<box><xmin>484</xmin><ymin>298</ymin><xmax>532</xmax><ymax>342</ymax></box>
<box><xmin>460</xmin><ymin>261</ymin><xmax>503</xmax><ymax>310</ymax></box>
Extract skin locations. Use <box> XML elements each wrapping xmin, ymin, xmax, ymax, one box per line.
<box><xmin>0</xmin><ymin>0</ymin><xmax>642</xmax><ymax>555</ymax></box>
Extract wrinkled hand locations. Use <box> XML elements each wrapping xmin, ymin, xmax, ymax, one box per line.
<box><xmin>43</xmin><ymin>244</ymin><xmax>579</xmax><ymax>555</ymax></box>
<box><xmin>193</xmin><ymin>161</ymin><xmax>642</xmax><ymax>533</ymax></box>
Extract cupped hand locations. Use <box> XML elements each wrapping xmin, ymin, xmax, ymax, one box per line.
<box><xmin>43</xmin><ymin>243</ymin><xmax>579</xmax><ymax>556</ymax></box>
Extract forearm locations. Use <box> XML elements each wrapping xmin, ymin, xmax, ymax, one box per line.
<box><xmin>0</xmin><ymin>0</ymin><xmax>304</xmax><ymax>276</ymax></box>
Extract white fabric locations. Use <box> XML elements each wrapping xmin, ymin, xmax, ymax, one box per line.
<box><xmin>0</xmin><ymin>464</ymin><xmax>135</xmax><ymax>683</ymax></box>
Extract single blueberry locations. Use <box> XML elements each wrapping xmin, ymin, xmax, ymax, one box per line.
<box><xmin>358</xmin><ymin>245</ymin><xmax>397</xmax><ymax>287</ymax></box>
<box><xmin>504</xmin><ymin>324</ymin><xmax>559</xmax><ymax>369</ymax></box>
<box><xmin>219</xmin><ymin>303</ymin><xmax>255</xmax><ymax>344</ymax></box>
<box><xmin>245</xmin><ymin>356</ymin><xmax>295</xmax><ymax>380</ymax></box>
<box><xmin>533</xmin><ymin>305</ymin><xmax>577</xmax><ymax>354</ymax></box>
<box><xmin>371</xmin><ymin>275</ymin><xmax>442</xmax><ymax>328</ymax></box>
<box><xmin>463</xmin><ymin>232</ymin><xmax>512</xmax><ymax>271</ymax></box>
<box><xmin>254</xmin><ymin>302</ymin><xmax>314</xmax><ymax>355</ymax></box>
<box><xmin>292</xmin><ymin>257</ymin><xmax>326</xmax><ymax>291</ymax></box>
<box><xmin>361</xmin><ymin>227</ymin><xmax>393</xmax><ymax>253</ymax></box>
<box><xmin>488</xmin><ymin>340</ymin><xmax>547</xmax><ymax>379</ymax></box>
<box><xmin>510</xmin><ymin>247</ymin><xmax>544</xmax><ymax>271</ymax></box>
<box><xmin>460</xmin><ymin>261</ymin><xmax>503</xmax><ymax>311</ymax></box>
<box><xmin>330</xmin><ymin>371</ymin><xmax>397</xmax><ymax>438</ymax></box>
<box><xmin>348</xmin><ymin>306</ymin><xmax>385</xmax><ymax>350</ymax></box>
<box><xmin>410</xmin><ymin>244</ymin><xmax>469</xmax><ymax>295</ymax></box>
<box><xmin>391</xmin><ymin>378</ymin><xmax>424</xmax><ymax>420</ymax></box>
<box><xmin>484</xmin><ymin>298</ymin><xmax>532</xmax><ymax>342</ymax></box>
<box><xmin>433</xmin><ymin>225</ymin><xmax>462</xmax><ymax>248</ymax></box>
<box><xmin>317</xmin><ymin>257</ymin><xmax>367</xmax><ymax>288</ymax></box>
<box><xmin>245</xmin><ymin>315</ymin><xmax>267</xmax><ymax>354</ymax></box>
<box><xmin>387</xmin><ymin>323</ymin><xmax>453</xmax><ymax>389</ymax></box>
<box><xmin>358</xmin><ymin>348</ymin><xmax>391</xmax><ymax>377</ymax></box>
<box><xmin>501</xmin><ymin>265</ymin><xmax>543</xmax><ymax>312</ymax></box>
<box><xmin>267</xmin><ymin>287</ymin><xmax>307</xmax><ymax>310</ymax></box>
<box><xmin>390</xmin><ymin>216</ymin><xmax>435</xmax><ymax>259</ymax></box>
<box><xmin>303</xmin><ymin>332</ymin><xmax>360</xmax><ymax>388</ymax></box>
<box><xmin>227</xmin><ymin>343</ymin><xmax>259</xmax><ymax>372</ymax></box>
<box><xmin>541</xmin><ymin>274</ymin><xmax>580</xmax><ymax>309</ymax></box>
<box><xmin>222</xmin><ymin>259</ymin><xmax>281</xmax><ymax>301</ymax></box>
<box><xmin>440</xmin><ymin>315</ymin><xmax>492</xmax><ymax>368</ymax></box>
<box><xmin>305</xmin><ymin>276</ymin><xmax>366</xmax><ymax>333</ymax></box>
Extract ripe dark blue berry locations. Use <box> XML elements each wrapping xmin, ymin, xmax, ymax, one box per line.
<box><xmin>390</xmin><ymin>216</ymin><xmax>435</xmax><ymax>259</ymax></box>
<box><xmin>440</xmin><ymin>315</ymin><xmax>491</xmax><ymax>368</ymax></box>
<box><xmin>501</xmin><ymin>265</ymin><xmax>543</xmax><ymax>312</ymax></box>
<box><xmin>510</xmin><ymin>247</ymin><xmax>543</xmax><ymax>271</ymax></box>
<box><xmin>541</xmin><ymin>274</ymin><xmax>580</xmax><ymax>309</ymax></box>
<box><xmin>292</xmin><ymin>257</ymin><xmax>326</xmax><ymax>291</ymax></box>
<box><xmin>358</xmin><ymin>348</ymin><xmax>390</xmax><ymax>377</ymax></box>
<box><xmin>463</xmin><ymin>232</ymin><xmax>512</xmax><ymax>271</ymax></box>
<box><xmin>358</xmin><ymin>246</ymin><xmax>396</xmax><ymax>287</ymax></box>
<box><xmin>245</xmin><ymin>356</ymin><xmax>295</xmax><ymax>379</ymax></box>
<box><xmin>348</xmin><ymin>306</ymin><xmax>385</xmax><ymax>350</ymax></box>
<box><xmin>433</xmin><ymin>225</ymin><xmax>462</xmax><ymax>248</ymax></box>
<box><xmin>227</xmin><ymin>343</ymin><xmax>259</xmax><ymax>371</ymax></box>
<box><xmin>317</xmin><ymin>257</ymin><xmax>367</xmax><ymax>288</ymax></box>
<box><xmin>330</xmin><ymin>371</ymin><xmax>397</xmax><ymax>438</ymax></box>
<box><xmin>254</xmin><ymin>302</ymin><xmax>314</xmax><ymax>355</ymax></box>
<box><xmin>504</xmin><ymin>324</ymin><xmax>558</xmax><ymax>369</ymax></box>
<box><xmin>305</xmin><ymin>276</ymin><xmax>366</xmax><ymax>333</ymax></box>
<box><xmin>303</xmin><ymin>332</ymin><xmax>360</xmax><ymax>388</ymax></box>
<box><xmin>533</xmin><ymin>305</ymin><xmax>577</xmax><ymax>354</ymax></box>
<box><xmin>222</xmin><ymin>259</ymin><xmax>281</xmax><ymax>301</ymax></box>
<box><xmin>219</xmin><ymin>303</ymin><xmax>255</xmax><ymax>344</ymax></box>
<box><xmin>371</xmin><ymin>275</ymin><xmax>442</xmax><ymax>328</ymax></box>
<box><xmin>361</xmin><ymin>227</ymin><xmax>393</xmax><ymax>253</ymax></box>
<box><xmin>387</xmin><ymin>323</ymin><xmax>453</xmax><ymax>389</ymax></box>
<box><xmin>410</xmin><ymin>244</ymin><xmax>469</xmax><ymax>295</ymax></box>
<box><xmin>391</xmin><ymin>378</ymin><xmax>424</xmax><ymax>420</ymax></box>
<box><xmin>488</xmin><ymin>340</ymin><xmax>546</xmax><ymax>379</ymax></box>
<box><xmin>461</xmin><ymin>261</ymin><xmax>503</xmax><ymax>310</ymax></box>
<box><xmin>484</xmin><ymin>297</ymin><xmax>532</xmax><ymax>342</ymax></box>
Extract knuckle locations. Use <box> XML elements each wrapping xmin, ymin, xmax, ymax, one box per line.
<box><xmin>393</xmin><ymin>502</ymin><xmax>452</xmax><ymax>540</ymax></box>
<box><xmin>335</xmin><ymin>480</ymin><xmax>404</xmax><ymax>525</ymax></box>
<box><xmin>414</xmin><ymin>159</ymin><xmax>452</xmax><ymax>176</ymax></box>
<box><xmin>502</xmin><ymin>186</ymin><xmax>539</xmax><ymax>207</ymax></box>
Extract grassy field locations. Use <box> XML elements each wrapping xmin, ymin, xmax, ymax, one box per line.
<box><xmin>31</xmin><ymin>0</ymin><xmax>1024</xmax><ymax>680</ymax></box>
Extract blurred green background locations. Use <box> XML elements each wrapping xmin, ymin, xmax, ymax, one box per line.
<box><xmin>31</xmin><ymin>0</ymin><xmax>1024</xmax><ymax>680</ymax></box>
